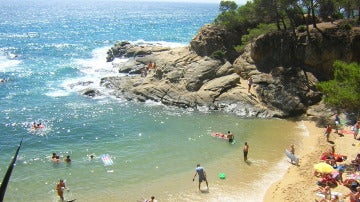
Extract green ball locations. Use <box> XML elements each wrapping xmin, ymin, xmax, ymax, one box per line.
<box><xmin>218</xmin><ymin>173</ymin><xmax>226</xmax><ymax>179</ymax></box>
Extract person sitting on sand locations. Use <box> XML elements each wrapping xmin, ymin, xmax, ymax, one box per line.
<box><xmin>343</xmin><ymin>178</ymin><xmax>359</xmax><ymax>192</ymax></box>
<box><xmin>316</xmin><ymin>194</ymin><xmax>340</xmax><ymax>202</ymax></box>
<box><xmin>344</xmin><ymin>186</ymin><xmax>360</xmax><ymax>202</ymax></box>
<box><xmin>351</xmin><ymin>154</ymin><xmax>360</xmax><ymax>167</ymax></box>
<box><xmin>315</xmin><ymin>182</ymin><xmax>331</xmax><ymax>201</ymax></box>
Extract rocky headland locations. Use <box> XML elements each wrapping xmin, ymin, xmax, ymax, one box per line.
<box><xmin>94</xmin><ymin>21</ymin><xmax>360</xmax><ymax>120</ymax></box>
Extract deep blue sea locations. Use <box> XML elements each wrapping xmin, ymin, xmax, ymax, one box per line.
<box><xmin>0</xmin><ymin>1</ymin><xmax>306</xmax><ymax>201</ymax></box>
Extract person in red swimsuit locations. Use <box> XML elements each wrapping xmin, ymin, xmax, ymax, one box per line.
<box><xmin>56</xmin><ymin>179</ymin><xmax>66</xmax><ymax>201</ymax></box>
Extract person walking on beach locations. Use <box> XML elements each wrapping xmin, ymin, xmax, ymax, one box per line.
<box><xmin>334</xmin><ymin>114</ymin><xmax>340</xmax><ymax>134</ymax></box>
<box><xmin>353</xmin><ymin>121</ymin><xmax>359</xmax><ymax>140</ymax></box>
<box><xmin>193</xmin><ymin>164</ymin><xmax>208</xmax><ymax>191</ymax></box>
<box><xmin>243</xmin><ymin>142</ymin><xmax>249</xmax><ymax>161</ymax></box>
<box><xmin>247</xmin><ymin>77</ymin><xmax>253</xmax><ymax>93</ymax></box>
<box><xmin>56</xmin><ymin>179</ymin><xmax>67</xmax><ymax>201</ymax></box>
<box><xmin>325</xmin><ymin>124</ymin><xmax>332</xmax><ymax>142</ymax></box>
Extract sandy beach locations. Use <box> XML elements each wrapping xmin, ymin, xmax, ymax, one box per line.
<box><xmin>264</xmin><ymin>120</ymin><xmax>358</xmax><ymax>202</ymax></box>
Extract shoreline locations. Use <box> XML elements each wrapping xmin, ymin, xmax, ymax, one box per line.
<box><xmin>264</xmin><ymin>120</ymin><xmax>358</xmax><ymax>202</ymax></box>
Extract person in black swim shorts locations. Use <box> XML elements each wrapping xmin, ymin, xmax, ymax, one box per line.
<box><xmin>243</xmin><ymin>142</ymin><xmax>249</xmax><ymax>161</ymax></box>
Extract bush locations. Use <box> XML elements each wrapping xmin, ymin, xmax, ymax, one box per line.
<box><xmin>316</xmin><ymin>61</ymin><xmax>360</xmax><ymax>111</ymax></box>
<box><xmin>211</xmin><ymin>50</ymin><xmax>226</xmax><ymax>60</ymax></box>
<box><xmin>339</xmin><ymin>23</ymin><xmax>352</xmax><ymax>30</ymax></box>
<box><xmin>239</xmin><ymin>23</ymin><xmax>277</xmax><ymax>48</ymax></box>
<box><xmin>297</xmin><ymin>25</ymin><xmax>306</xmax><ymax>33</ymax></box>
<box><xmin>332</xmin><ymin>12</ymin><xmax>343</xmax><ymax>20</ymax></box>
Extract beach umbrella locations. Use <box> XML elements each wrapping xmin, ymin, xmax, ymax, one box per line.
<box><xmin>314</xmin><ymin>162</ymin><xmax>334</xmax><ymax>173</ymax></box>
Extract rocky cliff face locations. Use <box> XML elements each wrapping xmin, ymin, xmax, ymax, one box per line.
<box><xmin>83</xmin><ymin>22</ymin><xmax>360</xmax><ymax>118</ymax></box>
<box><xmin>251</xmin><ymin>25</ymin><xmax>360</xmax><ymax>80</ymax></box>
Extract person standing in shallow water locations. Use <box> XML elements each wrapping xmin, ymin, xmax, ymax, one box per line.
<box><xmin>243</xmin><ymin>142</ymin><xmax>249</xmax><ymax>161</ymax></box>
<box><xmin>227</xmin><ymin>131</ymin><xmax>234</xmax><ymax>143</ymax></box>
<box><xmin>289</xmin><ymin>144</ymin><xmax>295</xmax><ymax>164</ymax></box>
<box><xmin>193</xmin><ymin>164</ymin><xmax>209</xmax><ymax>191</ymax></box>
<box><xmin>64</xmin><ymin>155</ymin><xmax>71</xmax><ymax>163</ymax></box>
<box><xmin>56</xmin><ymin>179</ymin><xmax>66</xmax><ymax>201</ymax></box>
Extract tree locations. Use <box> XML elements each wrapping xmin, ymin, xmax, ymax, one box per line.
<box><xmin>219</xmin><ymin>0</ymin><xmax>238</xmax><ymax>12</ymax></box>
<box><xmin>318</xmin><ymin>0</ymin><xmax>336</xmax><ymax>21</ymax></box>
<box><xmin>299</xmin><ymin>0</ymin><xmax>319</xmax><ymax>28</ymax></box>
<box><xmin>316</xmin><ymin>61</ymin><xmax>360</xmax><ymax>112</ymax></box>
<box><xmin>214</xmin><ymin>1</ymin><xmax>258</xmax><ymax>31</ymax></box>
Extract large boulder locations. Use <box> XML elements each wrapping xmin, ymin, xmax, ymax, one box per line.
<box><xmin>190</xmin><ymin>24</ymin><xmax>243</xmax><ymax>63</ymax></box>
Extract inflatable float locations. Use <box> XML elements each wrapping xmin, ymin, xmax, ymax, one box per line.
<box><xmin>101</xmin><ymin>154</ymin><xmax>113</xmax><ymax>166</ymax></box>
<box><xmin>211</xmin><ymin>133</ymin><xmax>229</xmax><ymax>140</ymax></box>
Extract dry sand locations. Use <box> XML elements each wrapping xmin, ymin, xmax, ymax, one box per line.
<box><xmin>264</xmin><ymin>121</ymin><xmax>359</xmax><ymax>202</ymax></box>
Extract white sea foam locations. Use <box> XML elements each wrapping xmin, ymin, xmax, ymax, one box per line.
<box><xmin>144</xmin><ymin>100</ymin><xmax>163</xmax><ymax>106</ymax></box>
<box><xmin>45</xmin><ymin>89</ymin><xmax>71</xmax><ymax>97</ymax></box>
<box><xmin>56</xmin><ymin>41</ymin><xmax>185</xmax><ymax>100</ymax></box>
<box><xmin>130</xmin><ymin>39</ymin><xmax>187</xmax><ymax>48</ymax></box>
<box><xmin>0</xmin><ymin>55</ymin><xmax>22</xmax><ymax>72</ymax></box>
<box><xmin>47</xmin><ymin>46</ymin><xmax>125</xmax><ymax>98</ymax></box>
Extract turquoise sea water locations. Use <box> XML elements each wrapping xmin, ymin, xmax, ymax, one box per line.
<box><xmin>0</xmin><ymin>0</ymin><xmax>307</xmax><ymax>201</ymax></box>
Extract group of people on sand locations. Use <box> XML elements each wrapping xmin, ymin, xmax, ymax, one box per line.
<box><xmin>324</xmin><ymin>114</ymin><xmax>360</xmax><ymax>142</ymax></box>
<box><xmin>313</xmin><ymin>114</ymin><xmax>360</xmax><ymax>202</ymax></box>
